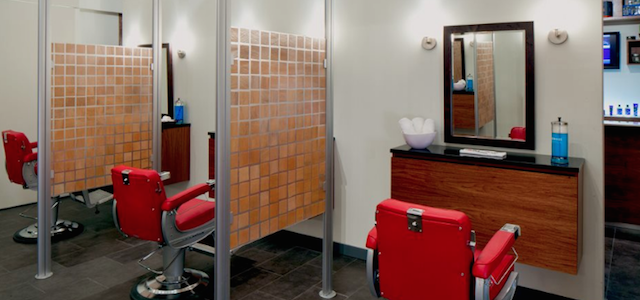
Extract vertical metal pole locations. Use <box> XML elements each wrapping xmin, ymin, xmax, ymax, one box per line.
<box><xmin>36</xmin><ymin>0</ymin><xmax>52</xmax><ymax>280</ymax></box>
<box><xmin>320</xmin><ymin>0</ymin><xmax>336</xmax><ymax>298</ymax></box>
<box><xmin>215</xmin><ymin>0</ymin><xmax>231</xmax><ymax>299</ymax></box>
<box><xmin>152</xmin><ymin>0</ymin><xmax>162</xmax><ymax>172</ymax></box>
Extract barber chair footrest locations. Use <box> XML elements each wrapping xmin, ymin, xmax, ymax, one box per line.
<box><xmin>131</xmin><ymin>268</ymin><xmax>210</xmax><ymax>300</ymax></box>
<box><xmin>13</xmin><ymin>220</ymin><xmax>84</xmax><ymax>244</ymax></box>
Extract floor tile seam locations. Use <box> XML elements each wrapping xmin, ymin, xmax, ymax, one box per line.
<box><xmin>254</xmin><ymin>246</ymin><xmax>298</xmax><ymax>270</ymax></box>
<box><xmin>27</xmin><ymin>282</ymin><xmax>47</xmax><ymax>294</ymax></box>
<box><xmin>85</xmin><ymin>276</ymin><xmax>109</xmax><ymax>289</ymax></box>
<box><xmin>278</xmin><ymin>261</ymin><xmax>322</xmax><ymax>278</ymax></box>
<box><xmin>238</xmin><ymin>290</ymin><xmax>287</xmax><ymax>300</ymax></box>
<box><xmin>605</xmin><ymin>228</ymin><xmax>616</xmax><ymax>296</ymax></box>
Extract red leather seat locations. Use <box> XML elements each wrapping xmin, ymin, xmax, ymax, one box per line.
<box><xmin>366</xmin><ymin>199</ymin><xmax>520</xmax><ymax>300</ymax></box>
<box><xmin>111</xmin><ymin>165</ymin><xmax>216</xmax><ymax>300</ymax></box>
<box><xmin>3</xmin><ymin>130</ymin><xmax>38</xmax><ymax>188</ymax></box>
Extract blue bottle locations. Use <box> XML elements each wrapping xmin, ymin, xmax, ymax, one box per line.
<box><xmin>175</xmin><ymin>98</ymin><xmax>184</xmax><ymax>124</ymax></box>
<box><xmin>617</xmin><ymin>104</ymin><xmax>623</xmax><ymax>115</ymax></box>
<box><xmin>609</xmin><ymin>105</ymin><xmax>614</xmax><ymax>116</ymax></box>
<box><xmin>634</xmin><ymin>103</ymin><xmax>638</xmax><ymax>117</ymax></box>
<box><xmin>466</xmin><ymin>73</ymin><xmax>474</xmax><ymax>92</ymax></box>
<box><xmin>551</xmin><ymin>117</ymin><xmax>568</xmax><ymax>165</ymax></box>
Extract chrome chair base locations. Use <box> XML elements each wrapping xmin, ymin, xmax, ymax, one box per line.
<box><xmin>131</xmin><ymin>268</ymin><xmax>210</xmax><ymax>300</ymax></box>
<box><xmin>13</xmin><ymin>220</ymin><xmax>84</xmax><ymax>244</ymax></box>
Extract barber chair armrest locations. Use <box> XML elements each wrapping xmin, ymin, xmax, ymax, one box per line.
<box><xmin>24</xmin><ymin>152</ymin><xmax>37</xmax><ymax>163</ymax></box>
<box><xmin>161</xmin><ymin>183</ymin><xmax>214</xmax><ymax>212</ymax></box>
<box><xmin>30</xmin><ymin>141</ymin><xmax>37</xmax><ymax>148</ymax></box>
<box><xmin>366</xmin><ymin>226</ymin><xmax>378</xmax><ymax>250</ymax></box>
<box><xmin>472</xmin><ymin>224</ymin><xmax>520</xmax><ymax>279</ymax></box>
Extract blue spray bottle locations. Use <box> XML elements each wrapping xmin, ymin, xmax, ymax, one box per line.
<box><xmin>551</xmin><ymin>117</ymin><xmax>568</xmax><ymax>165</ymax></box>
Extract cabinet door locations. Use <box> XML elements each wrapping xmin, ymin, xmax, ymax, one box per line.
<box><xmin>162</xmin><ymin>126</ymin><xmax>190</xmax><ymax>184</ymax></box>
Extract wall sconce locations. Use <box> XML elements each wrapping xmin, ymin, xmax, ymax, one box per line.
<box><xmin>422</xmin><ymin>37</ymin><xmax>437</xmax><ymax>50</ymax></box>
<box><xmin>177</xmin><ymin>50</ymin><xmax>186</xmax><ymax>58</ymax></box>
<box><xmin>548</xmin><ymin>29</ymin><xmax>568</xmax><ymax>45</ymax></box>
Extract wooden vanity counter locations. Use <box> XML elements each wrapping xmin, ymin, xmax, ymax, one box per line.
<box><xmin>390</xmin><ymin>145</ymin><xmax>584</xmax><ymax>274</ymax></box>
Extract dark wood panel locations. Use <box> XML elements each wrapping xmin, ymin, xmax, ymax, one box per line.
<box><xmin>452</xmin><ymin>93</ymin><xmax>475</xmax><ymax>129</ymax></box>
<box><xmin>161</xmin><ymin>126</ymin><xmax>190</xmax><ymax>185</ymax></box>
<box><xmin>605</xmin><ymin>125</ymin><xmax>640</xmax><ymax>224</ymax></box>
<box><xmin>391</xmin><ymin>156</ymin><xmax>581</xmax><ymax>274</ymax></box>
<box><xmin>208</xmin><ymin>137</ymin><xmax>215</xmax><ymax>198</ymax></box>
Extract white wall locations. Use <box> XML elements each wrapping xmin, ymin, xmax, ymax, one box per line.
<box><xmin>232</xmin><ymin>0</ymin><xmax>325</xmax><ymax>38</ymax></box>
<box><xmin>289</xmin><ymin>1</ymin><xmax>604</xmax><ymax>299</ymax></box>
<box><xmin>122</xmin><ymin>0</ymin><xmax>217</xmax><ymax>197</ymax></box>
<box><xmin>494</xmin><ymin>31</ymin><xmax>526</xmax><ymax>138</ymax></box>
<box><xmin>603</xmin><ymin>24</ymin><xmax>640</xmax><ymax>112</ymax></box>
<box><xmin>0</xmin><ymin>0</ymin><xmax>121</xmax><ymax>209</ymax></box>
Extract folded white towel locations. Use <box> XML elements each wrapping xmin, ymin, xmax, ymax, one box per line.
<box><xmin>453</xmin><ymin>79</ymin><xmax>466</xmax><ymax>91</ymax></box>
<box><xmin>399</xmin><ymin>118</ymin><xmax>415</xmax><ymax>134</ymax></box>
<box><xmin>423</xmin><ymin>118</ymin><xmax>435</xmax><ymax>133</ymax></box>
<box><xmin>412</xmin><ymin>117</ymin><xmax>425</xmax><ymax>133</ymax></box>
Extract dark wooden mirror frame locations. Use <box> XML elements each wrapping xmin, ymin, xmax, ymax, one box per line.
<box><xmin>139</xmin><ymin>43</ymin><xmax>175</xmax><ymax>118</ymax></box>
<box><xmin>443</xmin><ymin>22</ymin><xmax>535</xmax><ymax>150</ymax></box>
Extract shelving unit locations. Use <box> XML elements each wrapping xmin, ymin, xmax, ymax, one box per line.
<box><xmin>604</xmin><ymin>15</ymin><xmax>640</xmax><ymax>25</ymax></box>
<box><xmin>628</xmin><ymin>39</ymin><xmax>640</xmax><ymax>64</ymax></box>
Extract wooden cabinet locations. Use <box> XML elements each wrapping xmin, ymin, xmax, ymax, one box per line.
<box><xmin>390</xmin><ymin>145</ymin><xmax>584</xmax><ymax>274</ymax></box>
<box><xmin>452</xmin><ymin>91</ymin><xmax>493</xmax><ymax>130</ymax></box>
<box><xmin>161</xmin><ymin>123</ymin><xmax>190</xmax><ymax>185</ymax></box>
<box><xmin>605</xmin><ymin>123</ymin><xmax>640</xmax><ymax>225</ymax></box>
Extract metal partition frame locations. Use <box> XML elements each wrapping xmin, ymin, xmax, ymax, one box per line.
<box><xmin>320</xmin><ymin>0</ymin><xmax>336</xmax><ymax>298</ymax></box>
<box><xmin>36</xmin><ymin>0</ymin><xmax>52</xmax><ymax>279</ymax></box>
<box><xmin>215</xmin><ymin>0</ymin><xmax>232</xmax><ymax>299</ymax></box>
<box><xmin>152</xmin><ymin>0</ymin><xmax>162</xmax><ymax>172</ymax></box>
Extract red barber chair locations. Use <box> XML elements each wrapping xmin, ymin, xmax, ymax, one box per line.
<box><xmin>111</xmin><ymin>165</ymin><xmax>216</xmax><ymax>300</ymax></box>
<box><xmin>509</xmin><ymin>127</ymin><xmax>526</xmax><ymax>141</ymax></box>
<box><xmin>366</xmin><ymin>199</ymin><xmax>520</xmax><ymax>300</ymax></box>
<box><xmin>2</xmin><ymin>130</ymin><xmax>83</xmax><ymax>243</ymax></box>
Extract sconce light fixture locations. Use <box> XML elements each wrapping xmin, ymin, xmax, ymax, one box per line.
<box><xmin>422</xmin><ymin>37</ymin><xmax>437</xmax><ymax>50</ymax></box>
<box><xmin>548</xmin><ymin>29</ymin><xmax>568</xmax><ymax>45</ymax></box>
<box><xmin>177</xmin><ymin>50</ymin><xmax>186</xmax><ymax>58</ymax></box>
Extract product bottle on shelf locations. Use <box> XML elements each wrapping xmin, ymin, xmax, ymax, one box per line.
<box><xmin>617</xmin><ymin>104</ymin><xmax>623</xmax><ymax>115</ymax></box>
<box><xmin>626</xmin><ymin>105</ymin><xmax>631</xmax><ymax>116</ymax></box>
<box><xmin>175</xmin><ymin>98</ymin><xmax>184</xmax><ymax>124</ymax></box>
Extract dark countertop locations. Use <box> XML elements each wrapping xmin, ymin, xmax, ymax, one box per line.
<box><xmin>162</xmin><ymin>122</ymin><xmax>191</xmax><ymax>130</ymax></box>
<box><xmin>391</xmin><ymin>144</ymin><xmax>584</xmax><ymax>175</ymax></box>
<box><xmin>452</xmin><ymin>90</ymin><xmax>475</xmax><ymax>95</ymax></box>
<box><xmin>208</xmin><ymin>132</ymin><xmax>215</xmax><ymax>138</ymax></box>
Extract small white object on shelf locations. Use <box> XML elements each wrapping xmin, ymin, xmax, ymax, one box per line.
<box><xmin>460</xmin><ymin>148</ymin><xmax>507</xmax><ymax>159</ymax></box>
<box><xmin>399</xmin><ymin>117</ymin><xmax>437</xmax><ymax>149</ymax></box>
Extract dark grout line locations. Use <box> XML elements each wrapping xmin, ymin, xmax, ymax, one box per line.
<box><xmin>605</xmin><ymin>226</ymin><xmax>616</xmax><ymax>299</ymax></box>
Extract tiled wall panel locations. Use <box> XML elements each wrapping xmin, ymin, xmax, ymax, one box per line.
<box><xmin>230</xmin><ymin>27</ymin><xmax>326</xmax><ymax>249</ymax></box>
<box><xmin>51</xmin><ymin>43</ymin><xmax>153</xmax><ymax>195</ymax></box>
<box><xmin>477</xmin><ymin>41</ymin><xmax>495</xmax><ymax>129</ymax></box>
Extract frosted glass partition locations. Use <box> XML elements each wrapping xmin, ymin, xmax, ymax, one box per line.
<box><xmin>50</xmin><ymin>43</ymin><xmax>153</xmax><ymax>195</ymax></box>
<box><xmin>229</xmin><ymin>27</ymin><xmax>326</xmax><ymax>249</ymax></box>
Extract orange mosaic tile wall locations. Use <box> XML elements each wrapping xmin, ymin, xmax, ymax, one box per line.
<box><xmin>230</xmin><ymin>27</ymin><xmax>327</xmax><ymax>249</ymax></box>
<box><xmin>51</xmin><ymin>43</ymin><xmax>153</xmax><ymax>196</ymax></box>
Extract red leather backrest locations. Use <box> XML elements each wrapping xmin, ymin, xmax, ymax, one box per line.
<box><xmin>509</xmin><ymin>127</ymin><xmax>526</xmax><ymax>141</ymax></box>
<box><xmin>2</xmin><ymin>130</ymin><xmax>34</xmax><ymax>186</ymax></box>
<box><xmin>111</xmin><ymin>165</ymin><xmax>167</xmax><ymax>243</ymax></box>
<box><xmin>375</xmin><ymin>199</ymin><xmax>474</xmax><ymax>300</ymax></box>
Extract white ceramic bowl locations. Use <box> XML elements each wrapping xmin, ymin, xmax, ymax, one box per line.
<box><xmin>403</xmin><ymin>132</ymin><xmax>436</xmax><ymax>149</ymax></box>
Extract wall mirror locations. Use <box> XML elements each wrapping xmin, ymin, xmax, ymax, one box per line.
<box><xmin>444</xmin><ymin>22</ymin><xmax>535</xmax><ymax>149</ymax></box>
<box><xmin>140</xmin><ymin>43</ymin><xmax>175</xmax><ymax>118</ymax></box>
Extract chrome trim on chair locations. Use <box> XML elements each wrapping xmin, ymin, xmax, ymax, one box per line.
<box><xmin>494</xmin><ymin>272</ymin><xmax>518</xmax><ymax>300</ymax></box>
<box><xmin>161</xmin><ymin>210</ymin><xmax>216</xmax><ymax>249</ymax></box>
<box><xmin>501</xmin><ymin>224</ymin><xmax>521</xmax><ymax>240</ymax></box>
<box><xmin>475</xmin><ymin>277</ymin><xmax>491</xmax><ymax>300</ymax></box>
<box><xmin>366</xmin><ymin>249</ymin><xmax>381</xmax><ymax>298</ymax></box>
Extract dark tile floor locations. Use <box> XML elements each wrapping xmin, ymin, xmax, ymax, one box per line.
<box><xmin>0</xmin><ymin>199</ymin><xmax>576</xmax><ymax>300</ymax></box>
<box><xmin>605</xmin><ymin>224</ymin><xmax>640</xmax><ymax>300</ymax></box>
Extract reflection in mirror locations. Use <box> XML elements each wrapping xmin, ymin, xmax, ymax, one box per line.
<box><xmin>140</xmin><ymin>43</ymin><xmax>174</xmax><ymax>118</ymax></box>
<box><xmin>444</xmin><ymin>22</ymin><xmax>534</xmax><ymax>150</ymax></box>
